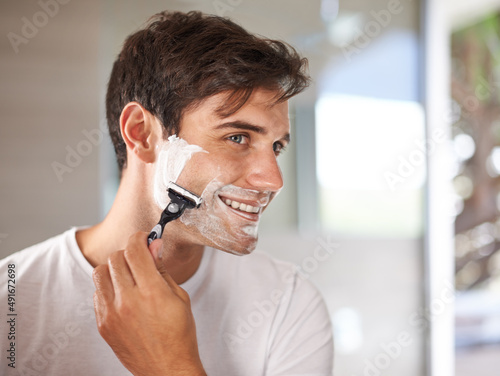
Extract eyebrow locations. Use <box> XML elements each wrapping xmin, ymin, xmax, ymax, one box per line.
<box><xmin>214</xmin><ymin>121</ymin><xmax>291</xmax><ymax>143</ymax></box>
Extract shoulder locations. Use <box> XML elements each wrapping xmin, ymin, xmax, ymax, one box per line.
<box><xmin>232</xmin><ymin>254</ymin><xmax>334</xmax><ymax>374</ymax></box>
<box><xmin>206</xmin><ymin>248</ymin><xmax>333</xmax><ymax>373</ymax></box>
<box><xmin>0</xmin><ymin>228</ymin><xmax>80</xmax><ymax>278</ymax></box>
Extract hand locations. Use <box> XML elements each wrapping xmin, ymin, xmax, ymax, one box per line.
<box><xmin>92</xmin><ymin>232</ymin><xmax>206</xmax><ymax>376</ymax></box>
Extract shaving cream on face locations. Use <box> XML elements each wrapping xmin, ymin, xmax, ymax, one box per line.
<box><xmin>180</xmin><ymin>176</ymin><xmax>280</xmax><ymax>255</ymax></box>
<box><xmin>153</xmin><ymin>135</ymin><xmax>207</xmax><ymax>209</ymax></box>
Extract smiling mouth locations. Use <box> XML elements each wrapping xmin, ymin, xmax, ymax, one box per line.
<box><xmin>219</xmin><ymin>196</ymin><xmax>260</xmax><ymax>214</ymax></box>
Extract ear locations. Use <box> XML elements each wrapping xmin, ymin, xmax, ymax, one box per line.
<box><xmin>119</xmin><ymin>102</ymin><xmax>161</xmax><ymax>164</ymax></box>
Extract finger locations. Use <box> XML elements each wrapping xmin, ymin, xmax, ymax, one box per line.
<box><xmin>148</xmin><ymin>238</ymin><xmax>187</xmax><ymax>295</ymax></box>
<box><xmin>147</xmin><ymin>240</ymin><xmax>191</xmax><ymax>302</ymax></box>
<box><xmin>148</xmin><ymin>239</ymin><xmax>170</xmax><ymax>278</ymax></box>
<box><xmin>123</xmin><ymin>232</ymin><xmax>167</xmax><ymax>289</ymax></box>
<box><xmin>93</xmin><ymin>291</ymin><xmax>108</xmax><ymax>335</ymax></box>
<box><xmin>148</xmin><ymin>238</ymin><xmax>163</xmax><ymax>261</ymax></box>
<box><xmin>92</xmin><ymin>265</ymin><xmax>115</xmax><ymax>328</ymax></box>
<box><xmin>92</xmin><ymin>264</ymin><xmax>115</xmax><ymax>303</ymax></box>
<box><xmin>108</xmin><ymin>250</ymin><xmax>136</xmax><ymax>292</ymax></box>
<box><xmin>166</xmin><ymin>275</ymin><xmax>192</xmax><ymax>306</ymax></box>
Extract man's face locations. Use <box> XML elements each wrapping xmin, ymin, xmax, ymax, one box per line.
<box><xmin>160</xmin><ymin>89</ymin><xmax>290</xmax><ymax>255</ymax></box>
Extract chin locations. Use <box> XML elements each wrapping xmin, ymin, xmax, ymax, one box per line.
<box><xmin>179</xmin><ymin>213</ymin><xmax>260</xmax><ymax>256</ymax></box>
<box><xmin>204</xmin><ymin>235</ymin><xmax>258</xmax><ymax>256</ymax></box>
<box><xmin>223</xmin><ymin>240</ymin><xmax>257</xmax><ymax>256</ymax></box>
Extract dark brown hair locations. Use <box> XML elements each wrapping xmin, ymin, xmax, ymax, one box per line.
<box><xmin>106</xmin><ymin>11</ymin><xmax>310</xmax><ymax>171</ymax></box>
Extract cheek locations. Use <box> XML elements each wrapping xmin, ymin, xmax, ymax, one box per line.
<box><xmin>174</xmin><ymin>153</ymin><xmax>217</xmax><ymax>195</ymax></box>
<box><xmin>178</xmin><ymin>177</ymin><xmax>259</xmax><ymax>255</ymax></box>
<box><xmin>176</xmin><ymin>153</ymin><xmax>241</xmax><ymax>195</ymax></box>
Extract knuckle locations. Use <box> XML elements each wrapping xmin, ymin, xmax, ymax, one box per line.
<box><xmin>93</xmin><ymin>266</ymin><xmax>108</xmax><ymax>284</ymax></box>
<box><xmin>141</xmin><ymin>288</ymin><xmax>155</xmax><ymax>300</ymax></box>
<box><xmin>128</xmin><ymin>231</ymin><xmax>144</xmax><ymax>246</ymax></box>
<box><xmin>115</xmin><ymin>298</ymin><xmax>132</xmax><ymax>317</ymax></box>
<box><xmin>126</xmin><ymin>232</ymin><xmax>148</xmax><ymax>253</ymax></box>
<box><xmin>95</xmin><ymin>307</ymin><xmax>114</xmax><ymax>337</ymax></box>
<box><xmin>96</xmin><ymin>317</ymin><xmax>113</xmax><ymax>338</ymax></box>
<box><xmin>93</xmin><ymin>264</ymin><xmax>107</xmax><ymax>278</ymax></box>
<box><xmin>96</xmin><ymin>316</ymin><xmax>107</xmax><ymax>333</ymax></box>
<box><xmin>178</xmin><ymin>287</ymin><xmax>191</xmax><ymax>304</ymax></box>
<box><xmin>123</xmin><ymin>247</ymin><xmax>137</xmax><ymax>263</ymax></box>
<box><xmin>108</xmin><ymin>250</ymin><xmax>124</xmax><ymax>266</ymax></box>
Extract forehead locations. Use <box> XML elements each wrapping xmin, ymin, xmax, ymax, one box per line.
<box><xmin>181</xmin><ymin>89</ymin><xmax>290</xmax><ymax>132</ymax></box>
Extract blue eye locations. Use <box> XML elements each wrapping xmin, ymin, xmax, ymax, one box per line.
<box><xmin>229</xmin><ymin>135</ymin><xmax>246</xmax><ymax>144</ymax></box>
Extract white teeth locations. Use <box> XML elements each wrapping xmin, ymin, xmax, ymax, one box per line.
<box><xmin>222</xmin><ymin>198</ymin><xmax>259</xmax><ymax>213</ymax></box>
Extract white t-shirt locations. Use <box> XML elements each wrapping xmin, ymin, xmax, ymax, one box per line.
<box><xmin>0</xmin><ymin>228</ymin><xmax>333</xmax><ymax>376</ymax></box>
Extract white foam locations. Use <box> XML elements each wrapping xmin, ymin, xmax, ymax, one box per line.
<box><xmin>153</xmin><ymin>135</ymin><xmax>206</xmax><ymax>209</ymax></box>
<box><xmin>180</xmin><ymin>177</ymin><xmax>278</xmax><ymax>255</ymax></box>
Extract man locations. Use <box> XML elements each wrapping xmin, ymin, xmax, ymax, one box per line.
<box><xmin>1</xmin><ymin>11</ymin><xmax>333</xmax><ymax>375</ymax></box>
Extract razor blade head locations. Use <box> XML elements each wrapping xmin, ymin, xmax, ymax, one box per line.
<box><xmin>167</xmin><ymin>182</ymin><xmax>202</xmax><ymax>208</ymax></box>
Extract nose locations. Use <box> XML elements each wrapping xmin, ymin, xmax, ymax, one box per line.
<box><xmin>244</xmin><ymin>149</ymin><xmax>284</xmax><ymax>192</ymax></box>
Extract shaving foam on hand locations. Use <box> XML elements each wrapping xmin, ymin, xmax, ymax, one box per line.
<box><xmin>153</xmin><ymin>135</ymin><xmax>207</xmax><ymax>209</ymax></box>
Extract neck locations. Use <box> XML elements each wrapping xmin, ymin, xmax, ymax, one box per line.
<box><xmin>76</xmin><ymin>167</ymin><xmax>204</xmax><ymax>285</ymax></box>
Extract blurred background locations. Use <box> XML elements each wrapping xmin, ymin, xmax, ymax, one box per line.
<box><xmin>1</xmin><ymin>0</ymin><xmax>499</xmax><ymax>375</ymax></box>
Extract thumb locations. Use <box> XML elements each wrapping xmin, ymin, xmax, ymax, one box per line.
<box><xmin>148</xmin><ymin>239</ymin><xmax>172</xmax><ymax>281</ymax></box>
<box><xmin>148</xmin><ymin>238</ymin><xmax>164</xmax><ymax>262</ymax></box>
<box><xmin>148</xmin><ymin>238</ymin><xmax>188</xmax><ymax>300</ymax></box>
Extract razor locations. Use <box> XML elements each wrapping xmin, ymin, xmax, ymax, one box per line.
<box><xmin>147</xmin><ymin>182</ymin><xmax>202</xmax><ymax>245</ymax></box>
